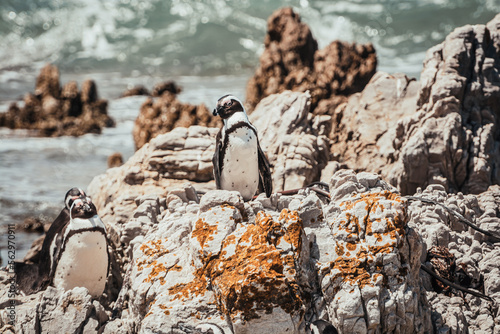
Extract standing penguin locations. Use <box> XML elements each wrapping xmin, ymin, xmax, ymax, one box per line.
<box><xmin>38</xmin><ymin>187</ymin><xmax>109</xmax><ymax>298</ymax></box>
<box><xmin>212</xmin><ymin>94</ymin><xmax>272</xmax><ymax>201</ymax></box>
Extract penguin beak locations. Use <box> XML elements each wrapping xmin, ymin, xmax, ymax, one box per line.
<box><xmin>212</xmin><ymin>107</ymin><xmax>219</xmax><ymax>116</ymax></box>
<box><xmin>82</xmin><ymin>202</ymin><xmax>92</xmax><ymax>213</ymax></box>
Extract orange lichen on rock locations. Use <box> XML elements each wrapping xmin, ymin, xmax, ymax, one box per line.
<box><xmin>192</xmin><ymin>217</ymin><xmax>218</xmax><ymax>248</ymax></box>
<box><xmin>326</xmin><ymin>191</ymin><xmax>408</xmax><ymax>290</ymax></box>
<box><xmin>167</xmin><ymin>209</ymin><xmax>306</xmax><ymax>321</ymax></box>
<box><xmin>168</xmin><ymin>267</ymin><xmax>209</xmax><ymax>301</ymax></box>
<box><xmin>137</xmin><ymin>238</ymin><xmax>170</xmax><ymax>271</ymax></box>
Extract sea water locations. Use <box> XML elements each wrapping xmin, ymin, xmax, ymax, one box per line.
<box><xmin>0</xmin><ymin>0</ymin><xmax>499</xmax><ymax>264</ymax></box>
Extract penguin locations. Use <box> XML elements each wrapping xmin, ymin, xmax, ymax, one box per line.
<box><xmin>212</xmin><ymin>94</ymin><xmax>272</xmax><ymax>201</ymax></box>
<box><xmin>38</xmin><ymin>187</ymin><xmax>109</xmax><ymax>298</ymax></box>
<box><xmin>307</xmin><ymin>320</ymin><xmax>338</xmax><ymax>334</ymax></box>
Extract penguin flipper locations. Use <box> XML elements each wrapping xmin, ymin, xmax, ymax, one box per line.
<box><xmin>212</xmin><ymin>128</ymin><xmax>223</xmax><ymax>189</ymax></box>
<box><xmin>257</xmin><ymin>140</ymin><xmax>273</xmax><ymax>197</ymax></box>
<box><xmin>38</xmin><ymin>208</ymin><xmax>69</xmax><ymax>286</ymax></box>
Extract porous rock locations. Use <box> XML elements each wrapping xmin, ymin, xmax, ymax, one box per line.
<box><xmin>330</xmin><ymin>72</ymin><xmax>419</xmax><ymax>174</ymax></box>
<box><xmin>390</xmin><ymin>14</ymin><xmax>500</xmax><ymax>195</ymax></box>
<box><xmin>132</xmin><ymin>91</ymin><xmax>221</xmax><ymax>149</ymax></box>
<box><xmin>90</xmin><ymin>169</ymin><xmax>437</xmax><ymax>333</ymax></box>
<box><xmin>0</xmin><ymin>63</ymin><xmax>114</xmax><ymax>137</ymax></box>
<box><xmin>0</xmin><ymin>281</ymin><xmax>109</xmax><ymax>334</ymax></box>
<box><xmin>407</xmin><ymin>184</ymin><xmax>500</xmax><ymax>332</ymax></box>
<box><xmin>87</xmin><ymin>126</ymin><xmax>217</xmax><ymax>251</ymax></box>
<box><xmin>246</xmin><ymin>7</ymin><xmax>376</xmax><ymax>113</ymax></box>
<box><xmin>318</xmin><ymin>170</ymin><xmax>431</xmax><ymax>333</ymax></box>
<box><xmin>249</xmin><ymin>91</ymin><xmax>329</xmax><ymax>191</ymax></box>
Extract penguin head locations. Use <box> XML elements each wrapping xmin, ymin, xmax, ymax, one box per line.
<box><xmin>65</xmin><ymin>187</ymin><xmax>96</xmax><ymax>218</ymax></box>
<box><xmin>213</xmin><ymin>94</ymin><xmax>245</xmax><ymax>119</ymax></box>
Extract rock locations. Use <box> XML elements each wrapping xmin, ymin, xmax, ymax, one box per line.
<box><xmin>330</xmin><ymin>72</ymin><xmax>419</xmax><ymax>174</ymax></box>
<box><xmin>132</xmin><ymin>92</ymin><xmax>221</xmax><ymax>149</ymax></box>
<box><xmin>390</xmin><ymin>14</ymin><xmax>500</xmax><ymax>195</ymax></box>
<box><xmin>249</xmin><ymin>91</ymin><xmax>329</xmax><ymax>191</ymax></box>
<box><xmin>0</xmin><ymin>64</ymin><xmax>114</xmax><ymax>137</ymax></box>
<box><xmin>108</xmin><ymin>152</ymin><xmax>124</xmax><ymax>168</ymax></box>
<box><xmin>319</xmin><ymin>170</ymin><xmax>431</xmax><ymax>333</ymax></box>
<box><xmin>0</xmin><ymin>280</ymin><xmax>109</xmax><ymax>334</ymax></box>
<box><xmin>87</xmin><ymin>126</ymin><xmax>217</xmax><ymax>254</ymax></box>
<box><xmin>407</xmin><ymin>183</ymin><xmax>500</xmax><ymax>332</ymax></box>
<box><xmin>121</xmin><ymin>85</ymin><xmax>150</xmax><ymax>98</ymax></box>
<box><xmin>151</xmin><ymin>81</ymin><xmax>182</xmax><ymax>97</ymax></box>
<box><xmin>246</xmin><ymin>7</ymin><xmax>376</xmax><ymax>112</ymax></box>
<box><xmin>85</xmin><ymin>165</ymin><xmax>440</xmax><ymax>333</ymax></box>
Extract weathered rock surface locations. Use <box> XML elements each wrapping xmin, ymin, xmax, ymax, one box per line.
<box><xmin>329</xmin><ymin>72</ymin><xmax>419</xmax><ymax>174</ymax></box>
<box><xmin>249</xmin><ymin>91</ymin><xmax>329</xmax><ymax>191</ymax></box>
<box><xmin>0</xmin><ymin>281</ymin><xmax>111</xmax><ymax>334</ymax></box>
<box><xmin>408</xmin><ymin>184</ymin><xmax>500</xmax><ymax>333</ymax></box>
<box><xmin>390</xmin><ymin>14</ymin><xmax>500</xmax><ymax>195</ymax></box>
<box><xmin>132</xmin><ymin>91</ymin><xmax>221</xmax><ymax>149</ymax></box>
<box><xmin>0</xmin><ymin>64</ymin><xmax>114</xmax><ymax>137</ymax></box>
<box><xmin>88</xmin><ymin>170</ymin><xmax>434</xmax><ymax>333</ymax></box>
<box><xmin>319</xmin><ymin>170</ymin><xmax>431</xmax><ymax>333</ymax></box>
<box><xmin>246</xmin><ymin>7</ymin><xmax>377</xmax><ymax>113</ymax></box>
<box><xmin>87</xmin><ymin>125</ymin><xmax>217</xmax><ymax>253</ymax></box>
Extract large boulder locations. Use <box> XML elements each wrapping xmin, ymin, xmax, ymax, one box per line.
<box><xmin>87</xmin><ymin>170</ymin><xmax>434</xmax><ymax>333</ymax></box>
<box><xmin>330</xmin><ymin>72</ymin><xmax>419</xmax><ymax>174</ymax></box>
<box><xmin>408</xmin><ymin>184</ymin><xmax>500</xmax><ymax>332</ymax></box>
<box><xmin>0</xmin><ymin>64</ymin><xmax>114</xmax><ymax>136</ymax></box>
<box><xmin>246</xmin><ymin>7</ymin><xmax>377</xmax><ymax>113</ymax></box>
<box><xmin>389</xmin><ymin>14</ymin><xmax>500</xmax><ymax>195</ymax></box>
<box><xmin>250</xmin><ymin>91</ymin><xmax>329</xmax><ymax>191</ymax></box>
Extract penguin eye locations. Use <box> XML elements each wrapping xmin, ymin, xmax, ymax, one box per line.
<box><xmin>226</xmin><ymin>100</ymin><xmax>233</xmax><ymax>107</ymax></box>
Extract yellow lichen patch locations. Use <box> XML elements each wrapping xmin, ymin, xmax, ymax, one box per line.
<box><xmin>280</xmin><ymin>209</ymin><xmax>303</xmax><ymax>251</ymax></box>
<box><xmin>168</xmin><ymin>266</ymin><xmax>209</xmax><ymax>301</ymax></box>
<box><xmin>328</xmin><ymin>191</ymin><xmax>407</xmax><ymax>290</ymax></box>
<box><xmin>144</xmin><ymin>262</ymin><xmax>167</xmax><ymax>284</ymax></box>
<box><xmin>137</xmin><ymin>239</ymin><xmax>170</xmax><ymax>271</ymax></box>
<box><xmin>167</xmin><ymin>210</ymin><xmax>305</xmax><ymax>321</ymax></box>
<box><xmin>209</xmin><ymin>211</ymin><xmax>304</xmax><ymax>320</ymax></box>
<box><xmin>171</xmin><ymin>264</ymin><xmax>183</xmax><ymax>271</ymax></box>
<box><xmin>192</xmin><ymin>217</ymin><xmax>218</xmax><ymax>248</ymax></box>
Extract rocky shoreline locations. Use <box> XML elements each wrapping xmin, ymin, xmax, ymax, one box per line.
<box><xmin>1</xmin><ymin>8</ymin><xmax>500</xmax><ymax>334</ymax></box>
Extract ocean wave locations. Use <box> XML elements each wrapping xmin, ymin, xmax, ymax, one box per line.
<box><xmin>1</xmin><ymin>0</ymin><xmax>498</xmax><ymax>79</ymax></box>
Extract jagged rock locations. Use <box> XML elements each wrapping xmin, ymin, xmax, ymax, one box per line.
<box><xmin>0</xmin><ymin>64</ymin><xmax>114</xmax><ymax>137</ymax></box>
<box><xmin>0</xmin><ymin>281</ymin><xmax>110</xmax><ymax>334</ymax></box>
<box><xmin>249</xmin><ymin>91</ymin><xmax>329</xmax><ymax>191</ymax></box>
<box><xmin>120</xmin><ymin>81</ymin><xmax>182</xmax><ymax>98</ymax></box>
<box><xmin>86</xmin><ymin>168</ymin><xmax>438</xmax><ymax>333</ymax></box>
<box><xmin>408</xmin><ymin>183</ymin><xmax>500</xmax><ymax>332</ymax></box>
<box><xmin>390</xmin><ymin>14</ymin><xmax>500</xmax><ymax>195</ymax></box>
<box><xmin>132</xmin><ymin>91</ymin><xmax>221</xmax><ymax>149</ymax></box>
<box><xmin>87</xmin><ymin>126</ymin><xmax>217</xmax><ymax>253</ymax></box>
<box><xmin>331</xmin><ymin>72</ymin><xmax>419</xmax><ymax>173</ymax></box>
<box><xmin>246</xmin><ymin>7</ymin><xmax>376</xmax><ymax>112</ymax></box>
<box><xmin>318</xmin><ymin>170</ymin><xmax>431</xmax><ymax>333</ymax></box>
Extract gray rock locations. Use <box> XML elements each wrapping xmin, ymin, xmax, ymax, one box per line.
<box><xmin>390</xmin><ymin>14</ymin><xmax>500</xmax><ymax>195</ymax></box>
<box><xmin>330</xmin><ymin>72</ymin><xmax>419</xmax><ymax>175</ymax></box>
<box><xmin>249</xmin><ymin>91</ymin><xmax>329</xmax><ymax>191</ymax></box>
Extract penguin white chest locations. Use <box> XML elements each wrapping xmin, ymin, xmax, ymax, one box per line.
<box><xmin>53</xmin><ymin>228</ymin><xmax>108</xmax><ymax>298</ymax></box>
<box><xmin>221</xmin><ymin>126</ymin><xmax>259</xmax><ymax>201</ymax></box>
